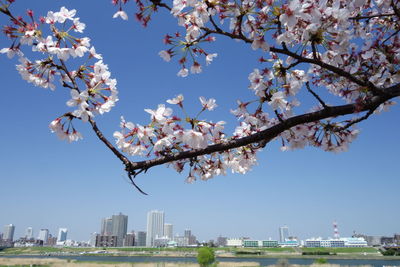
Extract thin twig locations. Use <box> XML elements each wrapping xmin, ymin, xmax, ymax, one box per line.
<box><xmin>127</xmin><ymin>173</ymin><xmax>148</xmax><ymax>195</ymax></box>
<box><xmin>349</xmin><ymin>13</ymin><xmax>395</xmax><ymax>20</ymax></box>
<box><xmin>274</xmin><ymin>110</ymin><xmax>284</xmax><ymax>123</ymax></box>
<box><xmin>381</xmin><ymin>28</ymin><xmax>400</xmax><ymax>44</ymax></box>
<box><xmin>334</xmin><ymin>108</ymin><xmax>376</xmax><ymax>132</ymax></box>
<box><xmin>391</xmin><ymin>0</ymin><xmax>400</xmax><ymax>19</ymax></box>
<box><xmin>305</xmin><ymin>82</ymin><xmax>328</xmax><ymax>109</ymax></box>
<box><xmin>59</xmin><ymin>59</ymin><xmax>79</xmax><ymax>91</ymax></box>
<box><xmin>150</xmin><ymin>0</ymin><xmax>171</xmax><ymax>11</ymax></box>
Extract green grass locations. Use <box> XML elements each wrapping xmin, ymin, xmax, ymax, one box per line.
<box><xmin>2</xmin><ymin>247</ymin><xmax>61</xmax><ymax>254</ymax></box>
<box><xmin>106</xmin><ymin>247</ymin><xmax>199</xmax><ymax>253</ymax></box>
<box><xmin>260</xmin><ymin>247</ymin><xmax>296</xmax><ymax>252</ymax></box>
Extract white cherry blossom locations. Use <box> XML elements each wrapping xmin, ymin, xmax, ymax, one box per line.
<box><xmin>199</xmin><ymin>96</ymin><xmax>217</xmax><ymax>111</ymax></box>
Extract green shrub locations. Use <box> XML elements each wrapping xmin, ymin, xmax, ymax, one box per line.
<box><xmin>197</xmin><ymin>247</ymin><xmax>215</xmax><ymax>267</ymax></box>
<box><xmin>314</xmin><ymin>258</ymin><xmax>328</xmax><ymax>264</ymax></box>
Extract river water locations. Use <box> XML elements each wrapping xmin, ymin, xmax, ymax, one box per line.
<box><xmin>1</xmin><ymin>255</ymin><xmax>400</xmax><ymax>267</ymax></box>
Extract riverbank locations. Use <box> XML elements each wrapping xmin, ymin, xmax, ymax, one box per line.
<box><xmin>2</xmin><ymin>254</ymin><xmax>400</xmax><ymax>267</ymax></box>
<box><xmin>0</xmin><ymin>257</ymin><xmax>261</xmax><ymax>266</ymax></box>
<box><xmin>1</xmin><ymin>246</ymin><xmax>399</xmax><ymax>261</ymax></box>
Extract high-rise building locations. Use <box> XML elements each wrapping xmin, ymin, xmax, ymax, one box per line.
<box><xmin>146</xmin><ymin>210</ymin><xmax>164</xmax><ymax>247</ymax></box>
<box><xmin>184</xmin><ymin>229</ymin><xmax>191</xmax><ymax>239</ymax></box>
<box><xmin>38</xmin><ymin>229</ymin><xmax>49</xmax><ymax>244</ymax></box>
<box><xmin>25</xmin><ymin>227</ymin><xmax>33</xmax><ymax>239</ymax></box>
<box><xmin>101</xmin><ymin>217</ymin><xmax>113</xmax><ymax>236</ymax></box>
<box><xmin>279</xmin><ymin>226</ymin><xmax>289</xmax><ymax>243</ymax></box>
<box><xmin>164</xmin><ymin>223</ymin><xmax>173</xmax><ymax>240</ymax></box>
<box><xmin>136</xmin><ymin>231</ymin><xmax>146</xmax><ymax>246</ymax></box>
<box><xmin>112</xmin><ymin>213</ymin><xmax>128</xmax><ymax>247</ymax></box>
<box><xmin>184</xmin><ymin>229</ymin><xmax>197</xmax><ymax>245</ymax></box>
<box><xmin>57</xmin><ymin>228</ymin><xmax>68</xmax><ymax>242</ymax></box>
<box><xmin>3</xmin><ymin>224</ymin><xmax>15</xmax><ymax>241</ymax></box>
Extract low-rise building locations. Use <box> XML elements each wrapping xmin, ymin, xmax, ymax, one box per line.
<box><xmin>227</xmin><ymin>238</ymin><xmax>243</xmax><ymax>247</ymax></box>
<box><xmin>95</xmin><ymin>235</ymin><xmax>118</xmax><ymax>247</ymax></box>
<box><xmin>242</xmin><ymin>240</ymin><xmax>279</xmax><ymax>248</ymax></box>
<box><xmin>173</xmin><ymin>236</ymin><xmax>189</xmax><ymax>247</ymax></box>
<box><xmin>279</xmin><ymin>240</ymin><xmax>299</xmax><ymax>247</ymax></box>
<box><xmin>305</xmin><ymin>237</ymin><xmax>367</xmax><ymax>247</ymax></box>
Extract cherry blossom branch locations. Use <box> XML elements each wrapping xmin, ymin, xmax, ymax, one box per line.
<box><xmin>149</xmin><ymin>0</ymin><xmax>171</xmax><ymax>11</ymax></box>
<box><xmin>88</xmin><ymin>117</ymin><xmax>147</xmax><ymax>193</ymax></box>
<box><xmin>200</xmin><ymin>26</ymin><xmax>376</xmax><ymax>91</ymax></box>
<box><xmin>2</xmin><ymin>2</ymin><xmax>399</xmax><ymax>189</ymax></box>
<box><xmin>382</xmin><ymin>28</ymin><xmax>400</xmax><ymax>44</ymax></box>
<box><xmin>83</xmin><ymin>109</ymin><xmax>150</xmax><ymax>191</ymax></box>
<box><xmin>334</xmin><ymin>108</ymin><xmax>377</xmax><ymax>132</ymax></box>
<box><xmin>126</xmin><ymin>83</ymin><xmax>400</xmax><ymax>173</ymax></box>
<box><xmin>391</xmin><ymin>0</ymin><xmax>400</xmax><ymax>19</ymax></box>
<box><xmin>59</xmin><ymin>59</ymin><xmax>79</xmax><ymax>91</ymax></box>
<box><xmin>0</xmin><ymin>5</ymin><xmax>26</xmax><ymax>26</ymax></box>
<box><xmin>88</xmin><ymin>117</ymin><xmax>132</xmax><ymax>168</ymax></box>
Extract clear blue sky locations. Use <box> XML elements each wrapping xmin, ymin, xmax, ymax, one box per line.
<box><xmin>0</xmin><ymin>0</ymin><xmax>399</xmax><ymax>243</ymax></box>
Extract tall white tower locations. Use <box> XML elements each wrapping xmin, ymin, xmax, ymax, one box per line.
<box><xmin>3</xmin><ymin>224</ymin><xmax>15</xmax><ymax>241</ymax></box>
<box><xmin>25</xmin><ymin>227</ymin><xmax>33</xmax><ymax>239</ymax></box>
<box><xmin>38</xmin><ymin>229</ymin><xmax>49</xmax><ymax>243</ymax></box>
<box><xmin>279</xmin><ymin>225</ymin><xmax>289</xmax><ymax>243</ymax></box>
<box><xmin>333</xmin><ymin>221</ymin><xmax>340</xmax><ymax>239</ymax></box>
<box><xmin>57</xmin><ymin>228</ymin><xmax>68</xmax><ymax>242</ymax></box>
<box><xmin>146</xmin><ymin>210</ymin><xmax>164</xmax><ymax>247</ymax></box>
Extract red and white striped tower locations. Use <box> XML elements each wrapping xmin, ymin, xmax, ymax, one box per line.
<box><xmin>333</xmin><ymin>221</ymin><xmax>340</xmax><ymax>239</ymax></box>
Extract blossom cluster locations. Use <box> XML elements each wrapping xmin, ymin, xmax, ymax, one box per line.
<box><xmin>113</xmin><ymin>95</ymin><xmax>239</xmax><ymax>181</ymax></box>
<box><xmin>1</xmin><ymin>6</ymin><xmax>118</xmax><ymax>142</ymax></box>
<box><xmin>108</xmin><ymin>0</ymin><xmax>399</xmax><ymax>181</ymax></box>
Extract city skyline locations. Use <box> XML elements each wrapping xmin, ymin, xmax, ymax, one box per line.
<box><xmin>1</xmin><ymin>0</ymin><xmax>399</xmax><ymax>245</ymax></box>
<box><xmin>3</xmin><ymin>217</ymin><xmax>399</xmax><ymax>248</ymax></box>
<box><xmin>2</xmin><ymin>216</ymin><xmax>398</xmax><ymax>244</ymax></box>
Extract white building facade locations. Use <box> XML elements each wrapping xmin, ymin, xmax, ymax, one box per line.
<box><xmin>279</xmin><ymin>226</ymin><xmax>289</xmax><ymax>243</ymax></box>
<box><xmin>25</xmin><ymin>227</ymin><xmax>33</xmax><ymax>239</ymax></box>
<box><xmin>227</xmin><ymin>238</ymin><xmax>244</xmax><ymax>247</ymax></box>
<box><xmin>57</xmin><ymin>228</ymin><xmax>68</xmax><ymax>242</ymax></box>
<box><xmin>305</xmin><ymin>237</ymin><xmax>368</xmax><ymax>247</ymax></box>
<box><xmin>38</xmin><ymin>229</ymin><xmax>49</xmax><ymax>243</ymax></box>
<box><xmin>3</xmin><ymin>224</ymin><xmax>15</xmax><ymax>241</ymax></box>
<box><xmin>164</xmin><ymin>223</ymin><xmax>173</xmax><ymax>240</ymax></box>
<box><xmin>146</xmin><ymin>210</ymin><xmax>165</xmax><ymax>247</ymax></box>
